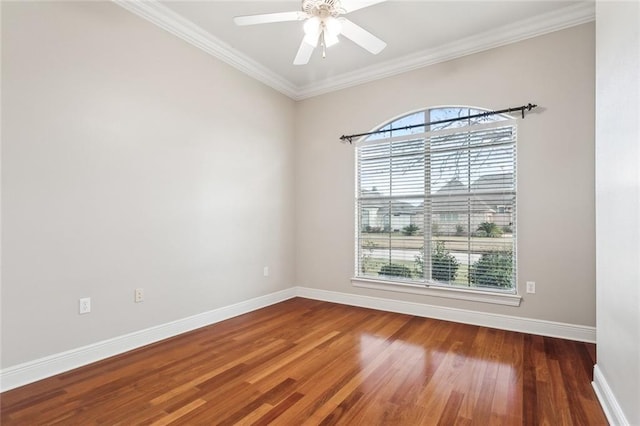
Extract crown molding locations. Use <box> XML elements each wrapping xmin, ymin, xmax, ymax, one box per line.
<box><xmin>112</xmin><ymin>0</ymin><xmax>299</xmax><ymax>99</ymax></box>
<box><xmin>296</xmin><ymin>1</ymin><xmax>595</xmax><ymax>99</ymax></box>
<box><xmin>114</xmin><ymin>1</ymin><xmax>594</xmax><ymax>101</ymax></box>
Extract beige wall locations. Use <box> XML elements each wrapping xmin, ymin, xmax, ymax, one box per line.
<box><xmin>595</xmin><ymin>2</ymin><xmax>640</xmax><ymax>424</ymax></box>
<box><xmin>1</xmin><ymin>3</ymin><xmax>598</xmax><ymax>373</ymax></box>
<box><xmin>1</xmin><ymin>2</ymin><xmax>296</xmax><ymax>367</ymax></box>
<box><xmin>295</xmin><ymin>23</ymin><xmax>596</xmax><ymax>326</ymax></box>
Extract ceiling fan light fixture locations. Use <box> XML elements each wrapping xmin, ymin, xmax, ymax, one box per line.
<box><xmin>324</xmin><ymin>31</ymin><xmax>339</xmax><ymax>47</ymax></box>
<box><xmin>324</xmin><ymin>16</ymin><xmax>342</xmax><ymax>38</ymax></box>
<box><xmin>304</xmin><ymin>15</ymin><xmax>341</xmax><ymax>49</ymax></box>
<box><xmin>303</xmin><ymin>16</ymin><xmax>321</xmax><ymax>37</ymax></box>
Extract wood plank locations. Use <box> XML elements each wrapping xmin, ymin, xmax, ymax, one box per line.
<box><xmin>0</xmin><ymin>298</ymin><xmax>607</xmax><ymax>425</ymax></box>
<box><xmin>150</xmin><ymin>399</ymin><xmax>207</xmax><ymax>426</ymax></box>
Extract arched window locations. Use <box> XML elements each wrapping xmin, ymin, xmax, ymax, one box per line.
<box><xmin>355</xmin><ymin>107</ymin><xmax>516</xmax><ymax>293</ymax></box>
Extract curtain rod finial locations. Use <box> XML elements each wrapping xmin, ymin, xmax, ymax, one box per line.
<box><xmin>522</xmin><ymin>103</ymin><xmax>537</xmax><ymax>118</ymax></box>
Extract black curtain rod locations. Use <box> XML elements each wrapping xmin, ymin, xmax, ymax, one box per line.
<box><xmin>339</xmin><ymin>103</ymin><xmax>538</xmax><ymax>144</ymax></box>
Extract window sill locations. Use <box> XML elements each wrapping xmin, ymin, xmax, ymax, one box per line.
<box><xmin>351</xmin><ymin>278</ymin><xmax>522</xmax><ymax>307</ymax></box>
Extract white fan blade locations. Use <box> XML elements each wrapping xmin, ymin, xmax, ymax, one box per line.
<box><xmin>234</xmin><ymin>11</ymin><xmax>307</xmax><ymax>26</ymax></box>
<box><xmin>294</xmin><ymin>40</ymin><xmax>316</xmax><ymax>65</ymax></box>
<box><xmin>340</xmin><ymin>0</ymin><xmax>387</xmax><ymax>14</ymax></box>
<box><xmin>339</xmin><ymin>18</ymin><xmax>386</xmax><ymax>54</ymax></box>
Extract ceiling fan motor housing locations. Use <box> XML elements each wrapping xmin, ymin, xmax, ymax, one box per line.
<box><xmin>302</xmin><ymin>0</ymin><xmax>344</xmax><ymax>18</ymax></box>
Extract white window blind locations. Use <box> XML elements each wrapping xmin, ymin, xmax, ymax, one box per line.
<box><xmin>356</xmin><ymin>107</ymin><xmax>517</xmax><ymax>292</ymax></box>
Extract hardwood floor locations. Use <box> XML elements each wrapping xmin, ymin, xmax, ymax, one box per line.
<box><xmin>1</xmin><ymin>298</ymin><xmax>607</xmax><ymax>425</ymax></box>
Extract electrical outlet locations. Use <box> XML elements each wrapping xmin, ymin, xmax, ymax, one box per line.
<box><xmin>263</xmin><ymin>266</ymin><xmax>269</xmax><ymax>277</ymax></box>
<box><xmin>134</xmin><ymin>288</ymin><xmax>144</xmax><ymax>303</ymax></box>
<box><xmin>526</xmin><ymin>281</ymin><xmax>536</xmax><ymax>294</ymax></box>
<box><xmin>79</xmin><ymin>297</ymin><xmax>91</xmax><ymax>314</ymax></box>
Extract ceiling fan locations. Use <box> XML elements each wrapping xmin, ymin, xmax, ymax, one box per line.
<box><xmin>233</xmin><ymin>0</ymin><xmax>387</xmax><ymax>65</ymax></box>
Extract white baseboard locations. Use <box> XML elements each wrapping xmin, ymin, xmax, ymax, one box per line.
<box><xmin>0</xmin><ymin>285</ymin><xmax>597</xmax><ymax>393</ymax></box>
<box><xmin>294</xmin><ymin>286</ymin><xmax>597</xmax><ymax>343</ymax></box>
<box><xmin>592</xmin><ymin>364</ymin><xmax>630</xmax><ymax>426</ymax></box>
<box><xmin>0</xmin><ymin>288</ymin><xmax>296</xmax><ymax>392</ymax></box>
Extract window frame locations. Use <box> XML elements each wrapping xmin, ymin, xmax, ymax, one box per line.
<box><xmin>352</xmin><ymin>106</ymin><xmax>521</xmax><ymax>306</ymax></box>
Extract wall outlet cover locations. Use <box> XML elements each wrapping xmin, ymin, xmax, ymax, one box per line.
<box><xmin>526</xmin><ymin>281</ymin><xmax>536</xmax><ymax>294</ymax></box>
<box><xmin>79</xmin><ymin>297</ymin><xmax>91</xmax><ymax>314</ymax></box>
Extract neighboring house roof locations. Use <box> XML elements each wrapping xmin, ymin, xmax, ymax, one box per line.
<box><xmin>433</xmin><ymin>174</ymin><xmax>514</xmax><ymax>213</ymax></box>
<box><xmin>359</xmin><ymin>188</ymin><xmax>387</xmax><ymax>211</ymax></box>
<box><xmin>437</xmin><ymin>178</ymin><xmax>467</xmax><ymax>194</ymax></box>
<box><xmin>377</xmin><ymin>200</ymin><xmax>422</xmax><ymax>217</ymax></box>
<box><xmin>470</xmin><ymin>173</ymin><xmax>514</xmax><ymax>192</ymax></box>
<box><xmin>362</xmin><ymin>174</ymin><xmax>514</xmax><ymax>216</ymax></box>
<box><xmin>360</xmin><ymin>187</ymin><xmax>383</xmax><ymax>198</ymax></box>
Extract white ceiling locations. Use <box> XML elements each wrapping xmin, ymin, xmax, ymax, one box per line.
<box><xmin>116</xmin><ymin>1</ymin><xmax>594</xmax><ymax>99</ymax></box>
